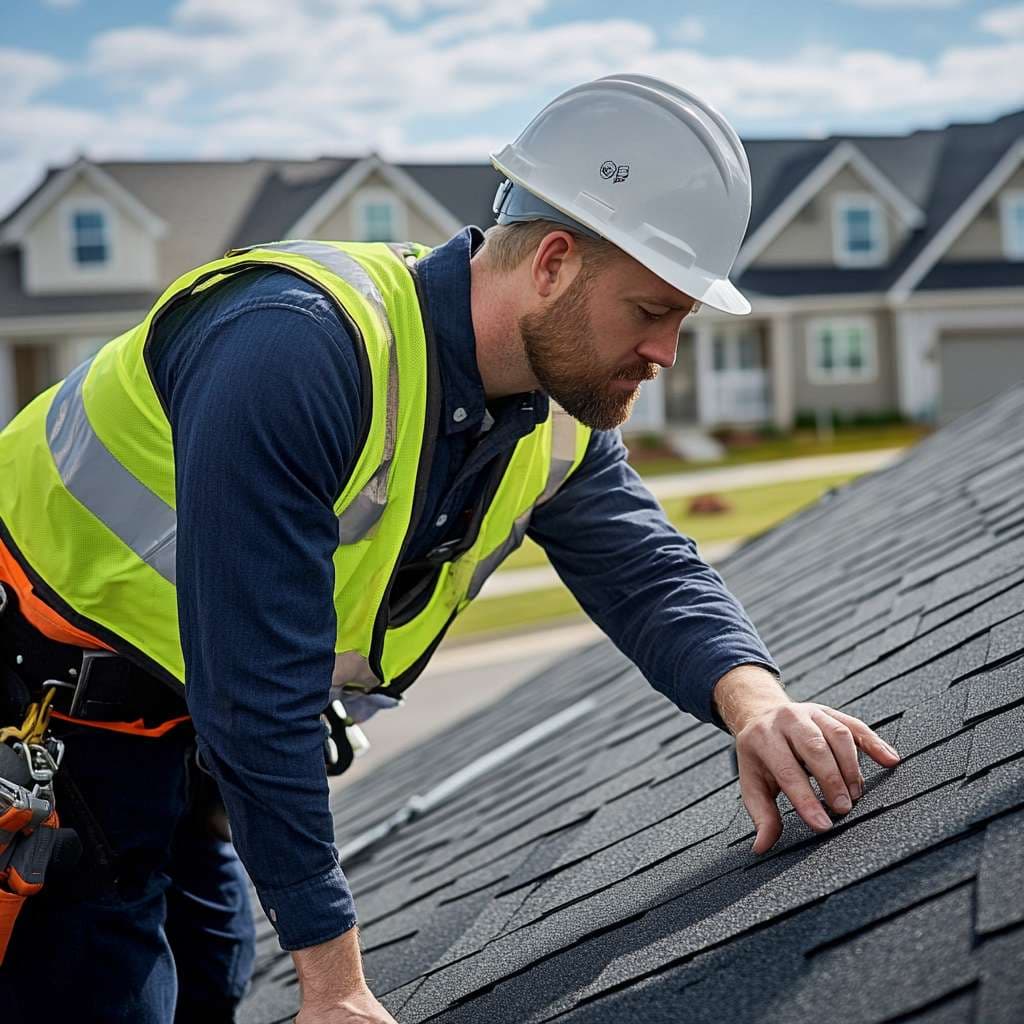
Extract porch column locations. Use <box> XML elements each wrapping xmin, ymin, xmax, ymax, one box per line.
<box><xmin>694</xmin><ymin>321</ymin><xmax>716</xmax><ymax>426</ymax></box>
<box><xmin>769</xmin><ymin>314</ymin><xmax>795</xmax><ymax>431</ymax></box>
<box><xmin>0</xmin><ymin>341</ymin><xmax>16</xmax><ymax>429</ymax></box>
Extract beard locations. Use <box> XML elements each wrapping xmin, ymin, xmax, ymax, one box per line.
<box><xmin>519</xmin><ymin>271</ymin><xmax>658</xmax><ymax>431</ymax></box>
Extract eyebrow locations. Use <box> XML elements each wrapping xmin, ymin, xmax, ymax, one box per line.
<box><xmin>635</xmin><ymin>297</ymin><xmax>697</xmax><ymax>312</ymax></box>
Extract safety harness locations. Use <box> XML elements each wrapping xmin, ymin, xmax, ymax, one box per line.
<box><xmin>0</xmin><ymin>681</ymin><xmax>80</xmax><ymax>963</ymax></box>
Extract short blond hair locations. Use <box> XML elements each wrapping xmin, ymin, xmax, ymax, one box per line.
<box><xmin>480</xmin><ymin>220</ymin><xmax>621</xmax><ymax>276</ymax></box>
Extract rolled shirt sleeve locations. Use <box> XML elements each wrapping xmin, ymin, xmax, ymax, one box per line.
<box><xmin>528</xmin><ymin>427</ymin><xmax>781</xmax><ymax>731</ymax></box>
<box><xmin>155</xmin><ymin>281</ymin><xmax>364</xmax><ymax>950</ymax></box>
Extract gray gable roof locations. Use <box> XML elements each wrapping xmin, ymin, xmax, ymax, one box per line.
<box><xmin>2</xmin><ymin>105</ymin><xmax>1021</xmax><ymax>319</ymax></box>
<box><xmin>239</xmin><ymin>383</ymin><xmax>1024</xmax><ymax>1023</ymax></box>
<box><xmin>741</xmin><ymin>109</ymin><xmax>1024</xmax><ymax>297</ymax></box>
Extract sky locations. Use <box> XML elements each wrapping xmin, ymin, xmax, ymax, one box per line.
<box><xmin>3</xmin><ymin>0</ymin><xmax>1024</xmax><ymax>217</ymax></box>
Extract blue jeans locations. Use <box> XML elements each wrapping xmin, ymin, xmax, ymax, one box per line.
<box><xmin>0</xmin><ymin>719</ymin><xmax>255</xmax><ymax>1022</ymax></box>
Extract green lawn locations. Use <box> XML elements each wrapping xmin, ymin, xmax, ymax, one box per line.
<box><xmin>499</xmin><ymin>472</ymin><xmax>857</xmax><ymax>572</ymax></box>
<box><xmin>449</xmin><ymin>472</ymin><xmax>858</xmax><ymax>640</ymax></box>
<box><xmin>629</xmin><ymin>423</ymin><xmax>926</xmax><ymax>478</ymax></box>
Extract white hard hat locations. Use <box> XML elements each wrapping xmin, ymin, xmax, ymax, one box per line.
<box><xmin>491</xmin><ymin>73</ymin><xmax>752</xmax><ymax>315</ymax></box>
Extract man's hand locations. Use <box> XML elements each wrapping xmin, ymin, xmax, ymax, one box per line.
<box><xmin>293</xmin><ymin>927</ymin><xmax>398</xmax><ymax>1024</ymax></box>
<box><xmin>713</xmin><ymin>664</ymin><xmax>901</xmax><ymax>854</ymax></box>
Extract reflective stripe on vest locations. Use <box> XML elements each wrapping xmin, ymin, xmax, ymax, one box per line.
<box><xmin>465</xmin><ymin>406</ymin><xmax>577</xmax><ymax>600</ymax></box>
<box><xmin>43</xmin><ymin>242</ymin><xmax>404</xmax><ymax>581</ymax></box>
<box><xmin>46</xmin><ymin>358</ymin><xmax>179</xmax><ymax>584</ymax></box>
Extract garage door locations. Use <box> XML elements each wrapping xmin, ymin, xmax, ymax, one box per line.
<box><xmin>939</xmin><ymin>331</ymin><xmax>1024</xmax><ymax>422</ymax></box>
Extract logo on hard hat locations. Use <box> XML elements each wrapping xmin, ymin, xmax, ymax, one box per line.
<box><xmin>600</xmin><ymin>160</ymin><xmax>630</xmax><ymax>184</ymax></box>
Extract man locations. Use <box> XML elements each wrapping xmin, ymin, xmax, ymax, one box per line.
<box><xmin>0</xmin><ymin>75</ymin><xmax>900</xmax><ymax>1023</ymax></box>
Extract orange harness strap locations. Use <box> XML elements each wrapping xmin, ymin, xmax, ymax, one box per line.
<box><xmin>0</xmin><ymin>539</ymin><xmax>189</xmax><ymax>737</ymax></box>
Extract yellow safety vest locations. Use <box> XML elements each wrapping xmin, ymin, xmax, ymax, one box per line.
<box><xmin>0</xmin><ymin>240</ymin><xmax>590</xmax><ymax>698</ymax></box>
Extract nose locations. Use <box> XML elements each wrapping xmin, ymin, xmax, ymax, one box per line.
<box><xmin>636</xmin><ymin>323</ymin><xmax>680</xmax><ymax>369</ymax></box>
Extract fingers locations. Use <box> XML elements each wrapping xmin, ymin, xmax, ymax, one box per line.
<box><xmin>770</xmin><ymin>743</ymin><xmax>835</xmax><ymax>836</ymax></box>
<box><xmin>810</xmin><ymin>710</ymin><xmax>863</xmax><ymax>802</ymax></box>
<box><xmin>819</xmin><ymin>707</ymin><xmax>902</xmax><ymax>769</ymax></box>
<box><xmin>740</xmin><ymin>765</ymin><xmax>782</xmax><ymax>855</ymax></box>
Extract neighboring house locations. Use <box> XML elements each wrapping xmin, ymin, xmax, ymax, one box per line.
<box><xmin>239</xmin><ymin>382</ymin><xmax>1024</xmax><ymax>1022</ymax></box>
<box><xmin>1</xmin><ymin>106</ymin><xmax>1023</xmax><ymax>433</ymax></box>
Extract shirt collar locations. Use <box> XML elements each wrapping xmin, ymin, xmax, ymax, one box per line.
<box><xmin>415</xmin><ymin>226</ymin><xmax>548</xmax><ymax>436</ymax></box>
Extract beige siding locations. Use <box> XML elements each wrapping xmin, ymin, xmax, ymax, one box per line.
<box><xmin>792</xmin><ymin>308</ymin><xmax>900</xmax><ymax>416</ymax></box>
<box><xmin>313</xmin><ymin>172</ymin><xmax>449</xmax><ymax>246</ymax></box>
<box><xmin>21</xmin><ymin>176</ymin><xmax>159</xmax><ymax>294</ymax></box>
<box><xmin>755</xmin><ymin>165</ymin><xmax>909</xmax><ymax>268</ymax></box>
<box><xmin>945</xmin><ymin>164</ymin><xmax>1024</xmax><ymax>261</ymax></box>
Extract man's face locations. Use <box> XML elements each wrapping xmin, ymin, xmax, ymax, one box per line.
<box><xmin>519</xmin><ymin>252</ymin><xmax>698</xmax><ymax>430</ymax></box>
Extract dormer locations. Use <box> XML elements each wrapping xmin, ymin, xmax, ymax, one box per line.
<box><xmin>0</xmin><ymin>158</ymin><xmax>166</xmax><ymax>295</ymax></box>
<box><xmin>735</xmin><ymin>142</ymin><xmax>925</xmax><ymax>275</ymax></box>
<box><xmin>289</xmin><ymin>155</ymin><xmax>460</xmax><ymax>246</ymax></box>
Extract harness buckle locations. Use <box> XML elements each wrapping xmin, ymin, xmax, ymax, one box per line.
<box><xmin>68</xmin><ymin>650</ymin><xmax>119</xmax><ymax>719</ymax></box>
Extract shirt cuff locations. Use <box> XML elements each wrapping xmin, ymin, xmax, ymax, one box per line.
<box><xmin>254</xmin><ymin>852</ymin><xmax>358</xmax><ymax>951</ymax></box>
<box><xmin>674</xmin><ymin>635</ymin><xmax>782</xmax><ymax>732</ymax></box>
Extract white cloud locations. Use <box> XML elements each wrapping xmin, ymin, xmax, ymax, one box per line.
<box><xmin>980</xmin><ymin>4</ymin><xmax>1024</xmax><ymax>37</ymax></box>
<box><xmin>4</xmin><ymin>0</ymin><xmax>1024</xmax><ymax>217</ymax></box>
<box><xmin>41</xmin><ymin>0</ymin><xmax>81</xmax><ymax>8</ymax></box>
<box><xmin>671</xmin><ymin>16</ymin><xmax>705</xmax><ymax>44</ymax></box>
<box><xmin>0</xmin><ymin>47</ymin><xmax>66</xmax><ymax>106</ymax></box>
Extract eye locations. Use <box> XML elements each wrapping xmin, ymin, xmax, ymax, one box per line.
<box><xmin>637</xmin><ymin>305</ymin><xmax>664</xmax><ymax>322</ymax></box>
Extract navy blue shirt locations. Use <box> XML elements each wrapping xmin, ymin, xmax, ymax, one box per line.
<box><xmin>150</xmin><ymin>228</ymin><xmax>779</xmax><ymax>950</ymax></box>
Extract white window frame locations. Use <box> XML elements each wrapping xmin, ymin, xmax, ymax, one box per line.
<box><xmin>1000</xmin><ymin>189</ymin><xmax>1024</xmax><ymax>261</ymax></box>
<box><xmin>61</xmin><ymin>197</ymin><xmax>115</xmax><ymax>270</ymax></box>
<box><xmin>352</xmin><ymin>187</ymin><xmax>406</xmax><ymax>243</ymax></box>
<box><xmin>806</xmin><ymin>316</ymin><xmax>878</xmax><ymax>385</ymax></box>
<box><xmin>832</xmin><ymin>193</ymin><xmax>887</xmax><ymax>268</ymax></box>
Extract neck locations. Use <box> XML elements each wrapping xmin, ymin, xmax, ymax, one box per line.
<box><xmin>470</xmin><ymin>254</ymin><xmax>538</xmax><ymax>400</ymax></box>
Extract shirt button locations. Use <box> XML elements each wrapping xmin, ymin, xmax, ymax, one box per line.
<box><xmin>453</xmin><ymin>407</ymin><xmax>467</xmax><ymax>423</ymax></box>
<box><xmin>435</xmin><ymin>514</ymin><xmax>448</xmax><ymax>527</ymax></box>
<box><xmin>268</xmin><ymin>908</ymin><xmax>277</xmax><ymax>924</ymax></box>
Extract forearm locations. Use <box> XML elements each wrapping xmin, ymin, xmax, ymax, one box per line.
<box><xmin>530</xmin><ymin>428</ymin><xmax>780</xmax><ymax>726</ymax></box>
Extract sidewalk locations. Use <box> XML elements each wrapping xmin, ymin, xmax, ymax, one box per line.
<box><xmin>478</xmin><ymin>447</ymin><xmax>905</xmax><ymax>601</ymax></box>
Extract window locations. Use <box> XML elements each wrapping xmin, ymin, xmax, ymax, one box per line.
<box><xmin>1001</xmin><ymin>190</ymin><xmax>1024</xmax><ymax>260</ymax></box>
<box><xmin>833</xmin><ymin>195</ymin><xmax>887</xmax><ymax>266</ymax></box>
<box><xmin>353</xmin><ymin>187</ymin><xmax>406</xmax><ymax>243</ymax></box>
<box><xmin>70</xmin><ymin>208</ymin><xmax>109</xmax><ymax>265</ymax></box>
<box><xmin>360</xmin><ymin>201</ymin><xmax>395</xmax><ymax>242</ymax></box>
<box><xmin>807</xmin><ymin>318</ymin><xmax>877</xmax><ymax>384</ymax></box>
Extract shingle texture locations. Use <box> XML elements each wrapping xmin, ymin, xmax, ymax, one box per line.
<box><xmin>239</xmin><ymin>384</ymin><xmax>1024</xmax><ymax>1023</ymax></box>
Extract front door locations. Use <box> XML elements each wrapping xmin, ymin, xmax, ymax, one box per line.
<box><xmin>709</xmin><ymin>325</ymin><xmax>771</xmax><ymax>424</ymax></box>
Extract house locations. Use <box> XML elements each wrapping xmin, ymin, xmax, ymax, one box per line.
<box><xmin>1</xmin><ymin>107</ymin><xmax>1022</xmax><ymax>434</ymax></box>
<box><xmin>238</xmin><ymin>382</ymin><xmax>1024</xmax><ymax>1023</ymax></box>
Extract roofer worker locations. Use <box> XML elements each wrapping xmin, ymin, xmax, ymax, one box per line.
<box><xmin>0</xmin><ymin>75</ymin><xmax>902</xmax><ymax>1023</ymax></box>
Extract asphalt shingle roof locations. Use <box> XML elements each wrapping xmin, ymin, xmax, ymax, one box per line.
<box><xmin>239</xmin><ymin>383</ymin><xmax>1024</xmax><ymax>1023</ymax></box>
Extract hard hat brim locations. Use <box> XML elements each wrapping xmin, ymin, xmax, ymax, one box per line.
<box><xmin>491</xmin><ymin>154</ymin><xmax>751</xmax><ymax>316</ymax></box>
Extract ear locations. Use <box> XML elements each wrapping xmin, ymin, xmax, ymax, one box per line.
<box><xmin>530</xmin><ymin>231</ymin><xmax>582</xmax><ymax>300</ymax></box>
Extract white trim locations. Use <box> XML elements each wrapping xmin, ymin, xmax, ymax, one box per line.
<box><xmin>287</xmin><ymin>155</ymin><xmax>462</xmax><ymax>238</ymax></box>
<box><xmin>832</xmin><ymin>192</ymin><xmax>887</xmax><ymax>267</ymax></box>
<box><xmin>0</xmin><ymin>310</ymin><xmax>148</xmax><ymax>338</ymax></box>
<box><xmin>890</xmin><ymin>138</ymin><xmax>1024</xmax><ymax>300</ymax></box>
<box><xmin>1</xmin><ymin>158</ymin><xmax>166</xmax><ymax>243</ymax></box>
<box><xmin>805</xmin><ymin>315</ymin><xmax>879</xmax><ymax>385</ymax></box>
<box><xmin>351</xmin><ymin>185</ymin><xmax>407</xmax><ymax>242</ymax></box>
<box><xmin>59</xmin><ymin>196</ymin><xmax>115</xmax><ymax>272</ymax></box>
<box><xmin>999</xmin><ymin>189</ymin><xmax>1024</xmax><ymax>261</ymax></box>
<box><xmin>734</xmin><ymin>142</ymin><xmax>924</xmax><ymax>275</ymax></box>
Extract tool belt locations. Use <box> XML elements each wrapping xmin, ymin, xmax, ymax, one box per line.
<box><xmin>0</xmin><ymin>582</ymin><xmax>188</xmax><ymax>963</ymax></box>
<box><xmin>0</xmin><ymin>583</ymin><xmax>188</xmax><ymax>733</ymax></box>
